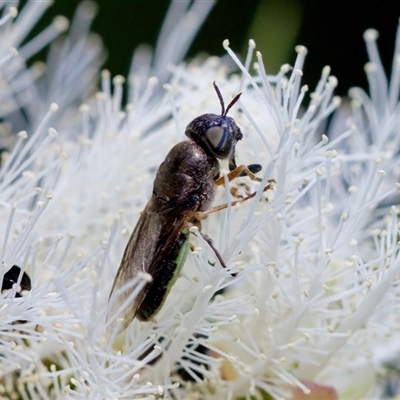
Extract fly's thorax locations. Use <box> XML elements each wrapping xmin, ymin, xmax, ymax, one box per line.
<box><xmin>152</xmin><ymin>141</ymin><xmax>218</xmax><ymax>212</ymax></box>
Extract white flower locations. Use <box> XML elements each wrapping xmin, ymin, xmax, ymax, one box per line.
<box><xmin>1</xmin><ymin>1</ymin><xmax>400</xmax><ymax>399</ymax></box>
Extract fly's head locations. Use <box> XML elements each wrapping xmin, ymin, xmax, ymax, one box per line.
<box><xmin>185</xmin><ymin>82</ymin><xmax>242</xmax><ymax>171</ymax></box>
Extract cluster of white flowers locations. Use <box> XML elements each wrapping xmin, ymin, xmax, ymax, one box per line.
<box><xmin>1</xmin><ymin>1</ymin><xmax>400</xmax><ymax>399</ymax></box>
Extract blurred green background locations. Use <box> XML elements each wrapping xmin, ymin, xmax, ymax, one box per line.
<box><xmin>28</xmin><ymin>0</ymin><xmax>400</xmax><ymax>96</ymax></box>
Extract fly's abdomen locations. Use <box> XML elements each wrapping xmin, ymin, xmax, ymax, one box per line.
<box><xmin>136</xmin><ymin>228</ymin><xmax>190</xmax><ymax>321</ymax></box>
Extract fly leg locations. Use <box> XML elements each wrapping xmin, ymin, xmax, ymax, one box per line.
<box><xmin>215</xmin><ymin>164</ymin><xmax>262</xmax><ymax>186</ymax></box>
<box><xmin>189</xmin><ymin>220</ymin><xmax>231</xmax><ymax>272</ymax></box>
<box><xmin>189</xmin><ymin>237</ymin><xmax>221</xmax><ymax>265</ymax></box>
<box><xmin>198</xmin><ymin>232</ymin><xmax>226</xmax><ymax>268</ymax></box>
<box><xmin>194</xmin><ymin>228</ymin><xmax>238</xmax><ymax>277</ymax></box>
<box><xmin>196</xmin><ymin>179</ymin><xmax>275</xmax><ymax>218</ymax></box>
<box><xmin>215</xmin><ymin>163</ymin><xmax>274</xmax><ymax>200</ymax></box>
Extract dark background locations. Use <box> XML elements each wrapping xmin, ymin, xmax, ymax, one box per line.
<box><xmin>27</xmin><ymin>0</ymin><xmax>400</xmax><ymax>97</ymax></box>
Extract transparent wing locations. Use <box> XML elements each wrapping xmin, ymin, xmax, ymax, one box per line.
<box><xmin>107</xmin><ymin>200</ymin><xmax>163</xmax><ymax>329</ymax></box>
<box><xmin>108</xmin><ymin>198</ymin><xmax>192</xmax><ymax>330</ymax></box>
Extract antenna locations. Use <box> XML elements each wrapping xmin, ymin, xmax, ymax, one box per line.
<box><xmin>213</xmin><ymin>81</ymin><xmax>241</xmax><ymax>117</ymax></box>
<box><xmin>213</xmin><ymin>81</ymin><xmax>225</xmax><ymax>116</ymax></box>
<box><xmin>224</xmin><ymin>92</ymin><xmax>242</xmax><ymax>116</ymax></box>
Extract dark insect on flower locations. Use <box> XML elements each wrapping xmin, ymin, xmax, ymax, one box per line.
<box><xmin>1</xmin><ymin>265</ymin><xmax>31</xmax><ymax>297</ymax></box>
<box><xmin>108</xmin><ymin>82</ymin><xmax>269</xmax><ymax>328</ymax></box>
<box><xmin>137</xmin><ymin>333</ymin><xmax>209</xmax><ymax>382</ymax></box>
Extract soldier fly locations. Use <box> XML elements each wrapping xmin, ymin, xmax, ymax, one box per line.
<box><xmin>108</xmin><ymin>82</ymin><xmax>267</xmax><ymax>328</ymax></box>
<box><xmin>1</xmin><ymin>265</ymin><xmax>32</xmax><ymax>325</ymax></box>
<box><xmin>1</xmin><ymin>265</ymin><xmax>31</xmax><ymax>297</ymax></box>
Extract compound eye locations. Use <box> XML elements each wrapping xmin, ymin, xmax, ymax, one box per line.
<box><xmin>205</xmin><ymin>126</ymin><xmax>232</xmax><ymax>156</ymax></box>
